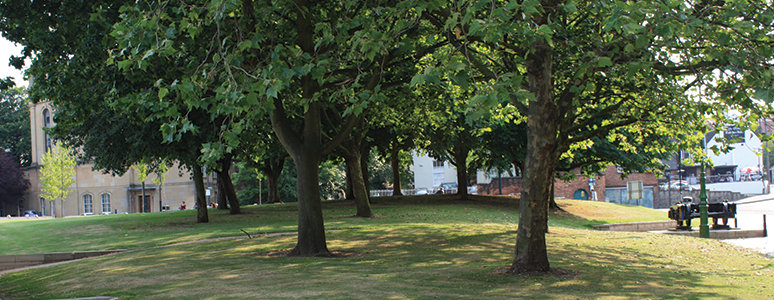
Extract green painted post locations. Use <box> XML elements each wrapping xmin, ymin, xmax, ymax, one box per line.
<box><xmin>699</xmin><ymin>161</ymin><xmax>710</xmax><ymax>238</ymax></box>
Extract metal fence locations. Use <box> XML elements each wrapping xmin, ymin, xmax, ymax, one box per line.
<box><xmin>656</xmin><ymin>190</ymin><xmax>745</xmax><ymax>208</ymax></box>
<box><xmin>369</xmin><ymin>189</ymin><xmax>425</xmax><ymax>197</ymax></box>
<box><xmin>369</xmin><ymin>186</ymin><xmax>477</xmax><ymax>197</ymax></box>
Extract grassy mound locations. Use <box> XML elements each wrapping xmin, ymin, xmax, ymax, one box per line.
<box><xmin>0</xmin><ymin>196</ymin><xmax>771</xmax><ymax>299</ymax></box>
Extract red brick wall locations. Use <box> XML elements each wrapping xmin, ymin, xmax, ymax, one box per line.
<box><xmin>477</xmin><ymin>165</ymin><xmax>662</xmax><ymax>203</ymax></box>
<box><xmin>554</xmin><ymin>175</ymin><xmax>593</xmax><ymax>200</ymax></box>
<box><xmin>478</xmin><ymin>177</ymin><xmax>523</xmax><ymax>196</ymax></box>
<box><xmin>603</xmin><ymin>165</ymin><xmax>659</xmax><ymax>187</ymax></box>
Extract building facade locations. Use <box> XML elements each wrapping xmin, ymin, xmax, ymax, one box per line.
<box><xmin>413</xmin><ymin>151</ymin><xmax>663</xmax><ymax>208</ymax></box>
<box><xmin>20</xmin><ymin>102</ymin><xmax>200</xmax><ymax>217</ymax></box>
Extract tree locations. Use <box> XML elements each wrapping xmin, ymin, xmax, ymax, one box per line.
<box><xmin>423</xmin><ymin>92</ymin><xmax>488</xmax><ymax>199</ymax></box>
<box><xmin>151</xmin><ymin>159</ymin><xmax>169</xmax><ymax>211</ymax></box>
<box><xmin>337</xmin><ymin>126</ymin><xmax>373</xmax><ymax>217</ymax></box>
<box><xmin>0</xmin><ymin>151</ymin><xmax>29</xmax><ymax>215</ymax></box>
<box><xmin>40</xmin><ymin>147</ymin><xmax>76</xmax><ymax>217</ymax></box>
<box><xmin>0</xmin><ymin>0</ymin><xmax>244</xmax><ymax>223</ymax></box>
<box><xmin>200</xmin><ymin>0</ymin><xmax>439</xmax><ymax>256</ymax></box>
<box><xmin>215</xmin><ymin>154</ymin><xmax>241</xmax><ymax>214</ymax></box>
<box><xmin>426</xmin><ymin>0</ymin><xmax>774</xmax><ymax>273</ymax></box>
<box><xmin>133</xmin><ymin>162</ymin><xmax>150</xmax><ymax>213</ymax></box>
<box><xmin>0</xmin><ymin>88</ymin><xmax>30</xmax><ymax>166</ymax></box>
<box><xmin>367</xmin><ymin>86</ymin><xmax>430</xmax><ymax>196</ymax></box>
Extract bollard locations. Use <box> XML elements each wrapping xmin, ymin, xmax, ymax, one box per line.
<box><xmin>764</xmin><ymin>214</ymin><xmax>768</xmax><ymax>238</ymax></box>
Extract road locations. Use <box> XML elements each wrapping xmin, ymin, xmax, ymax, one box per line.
<box><xmin>723</xmin><ymin>194</ymin><xmax>774</xmax><ymax>257</ymax></box>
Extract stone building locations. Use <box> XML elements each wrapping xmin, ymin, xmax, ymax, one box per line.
<box><xmin>19</xmin><ymin>102</ymin><xmax>200</xmax><ymax>217</ymax></box>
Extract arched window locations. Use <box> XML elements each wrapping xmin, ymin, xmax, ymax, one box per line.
<box><xmin>573</xmin><ymin>189</ymin><xmax>589</xmax><ymax>200</ymax></box>
<box><xmin>42</xmin><ymin>109</ymin><xmax>52</xmax><ymax>153</ymax></box>
<box><xmin>101</xmin><ymin>193</ymin><xmax>111</xmax><ymax>214</ymax></box>
<box><xmin>83</xmin><ymin>194</ymin><xmax>93</xmax><ymax>214</ymax></box>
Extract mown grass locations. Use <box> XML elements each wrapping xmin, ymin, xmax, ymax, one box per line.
<box><xmin>1</xmin><ymin>196</ymin><xmax>771</xmax><ymax>299</ymax></box>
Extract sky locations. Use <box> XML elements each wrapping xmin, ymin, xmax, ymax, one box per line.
<box><xmin>0</xmin><ymin>37</ymin><xmax>28</xmax><ymax>87</ymax></box>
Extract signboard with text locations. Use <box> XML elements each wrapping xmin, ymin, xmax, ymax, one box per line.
<box><xmin>724</xmin><ymin>125</ymin><xmax>745</xmax><ymax>143</ymax></box>
<box><xmin>627</xmin><ymin>180</ymin><xmax>643</xmax><ymax>201</ymax></box>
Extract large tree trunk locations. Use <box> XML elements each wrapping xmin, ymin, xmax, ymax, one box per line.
<box><xmin>193</xmin><ymin>166</ymin><xmax>209</xmax><ymax>223</ymax></box>
<box><xmin>219</xmin><ymin>156</ymin><xmax>240</xmax><ymax>214</ymax></box>
<box><xmin>216</xmin><ymin>175</ymin><xmax>229</xmax><ymax>210</ymax></box>
<box><xmin>390</xmin><ymin>145</ymin><xmax>403</xmax><ymax>196</ymax></box>
<box><xmin>360</xmin><ymin>145</ymin><xmax>371</xmax><ymax>197</ymax></box>
<box><xmin>509</xmin><ymin>39</ymin><xmax>556</xmax><ymax>274</ymax></box>
<box><xmin>220</xmin><ymin>171</ymin><xmax>240</xmax><ymax>214</ymax></box>
<box><xmin>344</xmin><ymin>160</ymin><xmax>355</xmax><ymax>200</ymax></box>
<box><xmin>272</xmin><ymin>98</ymin><xmax>331</xmax><ymax>256</ymax></box>
<box><xmin>548</xmin><ymin>180</ymin><xmax>561</xmax><ymax>211</ymax></box>
<box><xmin>290</xmin><ymin>155</ymin><xmax>329</xmax><ymax>256</ymax></box>
<box><xmin>267</xmin><ymin>172</ymin><xmax>280</xmax><ymax>203</ymax></box>
<box><xmin>264</xmin><ymin>157</ymin><xmax>284</xmax><ymax>203</ymax></box>
<box><xmin>453</xmin><ymin>144</ymin><xmax>470</xmax><ymax>200</ymax></box>
<box><xmin>344</xmin><ymin>148</ymin><xmax>373</xmax><ymax>217</ymax></box>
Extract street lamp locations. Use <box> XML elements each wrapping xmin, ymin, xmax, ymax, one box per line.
<box><xmin>699</xmin><ymin>150</ymin><xmax>709</xmax><ymax>238</ymax></box>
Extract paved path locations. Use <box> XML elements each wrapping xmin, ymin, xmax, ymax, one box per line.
<box><xmin>724</xmin><ymin>194</ymin><xmax>774</xmax><ymax>256</ymax></box>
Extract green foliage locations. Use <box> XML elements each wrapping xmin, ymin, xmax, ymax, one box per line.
<box><xmin>0</xmin><ymin>151</ymin><xmax>29</xmax><ymax>209</ymax></box>
<box><xmin>40</xmin><ymin>147</ymin><xmax>76</xmax><ymax>203</ymax></box>
<box><xmin>0</xmin><ymin>88</ymin><xmax>30</xmax><ymax>166</ymax></box>
<box><xmin>231</xmin><ymin>162</ymin><xmax>262</xmax><ymax>204</ymax></box>
<box><xmin>318</xmin><ymin>160</ymin><xmax>346</xmax><ymax>201</ymax></box>
<box><xmin>151</xmin><ymin>160</ymin><xmax>169</xmax><ymax>186</ymax></box>
<box><xmin>132</xmin><ymin>162</ymin><xmax>149</xmax><ymax>183</ymax></box>
<box><xmin>232</xmin><ymin>160</ymin><xmax>298</xmax><ymax>204</ymax></box>
<box><xmin>366</xmin><ymin>151</ymin><xmax>414</xmax><ymax>190</ymax></box>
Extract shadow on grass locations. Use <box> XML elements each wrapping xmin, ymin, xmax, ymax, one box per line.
<box><xmin>2</xmin><ymin>223</ymin><xmax>766</xmax><ymax>299</ymax></box>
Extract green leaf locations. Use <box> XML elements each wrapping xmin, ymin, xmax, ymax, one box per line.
<box><xmin>537</xmin><ymin>24</ymin><xmax>553</xmax><ymax>38</ymax></box>
<box><xmin>624</xmin><ymin>43</ymin><xmax>634</xmax><ymax>53</ymax></box>
<box><xmin>117</xmin><ymin>60</ymin><xmax>132</xmax><ymax>70</ymax></box>
<box><xmin>158</xmin><ymin>87</ymin><xmax>169</xmax><ymax>101</ymax></box>
<box><xmin>238</xmin><ymin>40</ymin><xmax>254</xmax><ymax>51</ymax></box>
<box><xmin>597</xmin><ymin>57</ymin><xmax>613</xmax><ymax>68</ymax></box>
<box><xmin>754</xmin><ymin>88</ymin><xmax>773</xmax><ymax>102</ymax></box>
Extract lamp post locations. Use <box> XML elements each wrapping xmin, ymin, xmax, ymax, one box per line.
<box><xmin>666</xmin><ymin>172</ymin><xmax>672</xmax><ymax>205</ymax></box>
<box><xmin>699</xmin><ymin>158</ymin><xmax>710</xmax><ymax>238</ymax></box>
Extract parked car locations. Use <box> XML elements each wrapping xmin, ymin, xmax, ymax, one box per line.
<box><xmin>22</xmin><ymin>210</ymin><xmax>40</xmax><ymax>217</ymax></box>
<box><xmin>667</xmin><ymin>181</ymin><xmax>696</xmax><ymax>191</ymax></box>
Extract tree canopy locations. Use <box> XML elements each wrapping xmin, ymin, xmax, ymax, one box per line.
<box><xmin>0</xmin><ymin>88</ymin><xmax>30</xmax><ymax>166</ymax></box>
<box><xmin>423</xmin><ymin>0</ymin><xmax>774</xmax><ymax>273</ymax></box>
<box><xmin>0</xmin><ymin>151</ymin><xmax>29</xmax><ymax>213</ymax></box>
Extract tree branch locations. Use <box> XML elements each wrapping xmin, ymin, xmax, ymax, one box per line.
<box><xmin>269</xmin><ymin>98</ymin><xmax>302</xmax><ymax>159</ymax></box>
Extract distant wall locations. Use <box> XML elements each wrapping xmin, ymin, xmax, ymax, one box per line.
<box><xmin>656</xmin><ymin>190</ymin><xmax>745</xmax><ymax>208</ymax></box>
<box><xmin>0</xmin><ymin>250</ymin><xmax>124</xmax><ymax>272</ymax></box>
<box><xmin>691</xmin><ymin>181</ymin><xmax>769</xmax><ymax>195</ymax></box>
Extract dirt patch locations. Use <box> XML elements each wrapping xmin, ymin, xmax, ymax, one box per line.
<box><xmin>256</xmin><ymin>249</ymin><xmax>363</xmax><ymax>258</ymax></box>
<box><xmin>491</xmin><ymin>266</ymin><xmax>580</xmax><ymax>279</ymax></box>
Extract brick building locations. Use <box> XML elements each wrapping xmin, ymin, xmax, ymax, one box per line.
<box><xmin>477</xmin><ymin>165</ymin><xmax>662</xmax><ymax>208</ymax></box>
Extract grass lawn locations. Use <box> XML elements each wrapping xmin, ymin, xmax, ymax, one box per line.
<box><xmin>0</xmin><ymin>196</ymin><xmax>772</xmax><ymax>299</ymax></box>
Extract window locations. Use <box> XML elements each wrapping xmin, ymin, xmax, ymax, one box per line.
<box><xmin>43</xmin><ymin>109</ymin><xmax>52</xmax><ymax>153</ymax></box>
<box><xmin>101</xmin><ymin>193</ymin><xmax>111</xmax><ymax>214</ymax></box>
<box><xmin>433</xmin><ymin>160</ymin><xmax>444</xmax><ymax>168</ymax></box>
<box><xmin>83</xmin><ymin>194</ymin><xmax>93</xmax><ymax>215</ymax></box>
